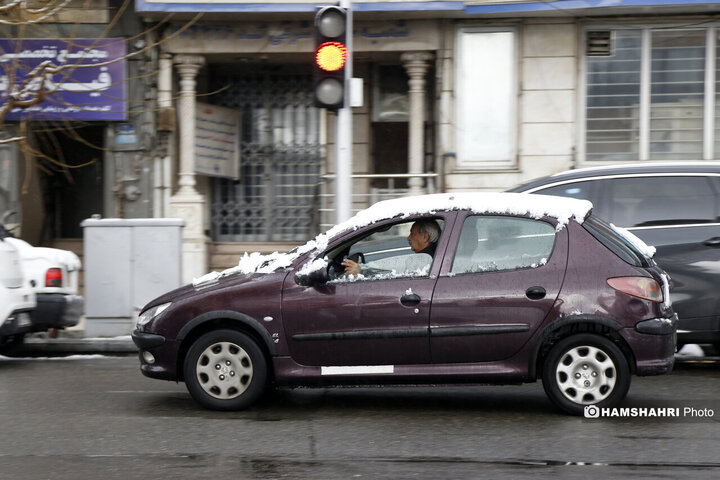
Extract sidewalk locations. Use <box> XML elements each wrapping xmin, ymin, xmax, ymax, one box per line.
<box><xmin>23</xmin><ymin>335</ymin><xmax>137</xmax><ymax>355</ymax></box>
<box><xmin>20</xmin><ymin>316</ymin><xmax>137</xmax><ymax>355</ymax></box>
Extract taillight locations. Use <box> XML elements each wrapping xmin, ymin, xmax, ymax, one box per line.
<box><xmin>45</xmin><ymin>268</ymin><xmax>63</xmax><ymax>287</ymax></box>
<box><xmin>607</xmin><ymin>276</ymin><xmax>663</xmax><ymax>303</ymax></box>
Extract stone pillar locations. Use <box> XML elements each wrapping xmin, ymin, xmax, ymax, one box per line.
<box><xmin>402</xmin><ymin>52</ymin><xmax>434</xmax><ymax>197</ymax></box>
<box><xmin>170</xmin><ymin>54</ymin><xmax>207</xmax><ymax>284</ymax></box>
<box><xmin>154</xmin><ymin>53</ymin><xmax>174</xmax><ymax>218</ymax></box>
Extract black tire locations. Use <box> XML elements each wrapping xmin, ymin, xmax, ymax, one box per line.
<box><xmin>183</xmin><ymin>329</ymin><xmax>267</xmax><ymax>411</ymax></box>
<box><xmin>542</xmin><ymin>334</ymin><xmax>630</xmax><ymax>415</ymax></box>
<box><xmin>0</xmin><ymin>334</ymin><xmax>26</xmax><ymax>357</ymax></box>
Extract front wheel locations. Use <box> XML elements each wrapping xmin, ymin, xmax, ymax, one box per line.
<box><xmin>542</xmin><ymin>334</ymin><xmax>630</xmax><ymax>415</ymax></box>
<box><xmin>183</xmin><ymin>329</ymin><xmax>267</xmax><ymax>411</ymax></box>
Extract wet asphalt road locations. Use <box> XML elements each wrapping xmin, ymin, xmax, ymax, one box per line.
<box><xmin>0</xmin><ymin>354</ymin><xmax>718</xmax><ymax>480</ymax></box>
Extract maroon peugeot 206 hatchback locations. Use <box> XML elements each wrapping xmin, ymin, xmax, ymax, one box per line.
<box><xmin>132</xmin><ymin>193</ymin><xmax>677</xmax><ymax>415</ymax></box>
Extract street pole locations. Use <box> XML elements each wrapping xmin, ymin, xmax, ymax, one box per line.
<box><xmin>335</xmin><ymin>0</ymin><xmax>353</xmax><ymax>224</ymax></box>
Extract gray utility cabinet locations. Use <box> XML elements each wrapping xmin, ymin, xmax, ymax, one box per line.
<box><xmin>81</xmin><ymin>218</ymin><xmax>184</xmax><ymax>337</ymax></box>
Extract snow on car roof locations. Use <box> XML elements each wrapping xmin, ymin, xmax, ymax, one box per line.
<box><xmin>335</xmin><ymin>192</ymin><xmax>591</xmax><ymax>233</ymax></box>
<box><xmin>193</xmin><ymin>192</ymin><xmax>592</xmax><ymax>286</ymax></box>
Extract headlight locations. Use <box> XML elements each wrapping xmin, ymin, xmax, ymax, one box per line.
<box><xmin>136</xmin><ymin>302</ymin><xmax>171</xmax><ymax>328</ymax></box>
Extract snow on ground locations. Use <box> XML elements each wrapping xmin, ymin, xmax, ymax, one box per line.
<box><xmin>676</xmin><ymin>344</ymin><xmax>706</xmax><ymax>357</ymax></box>
<box><xmin>0</xmin><ymin>354</ymin><xmax>119</xmax><ymax>361</ymax></box>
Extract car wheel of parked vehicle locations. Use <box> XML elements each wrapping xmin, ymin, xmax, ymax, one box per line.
<box><xmin>542</xmin><ymin>334</ymin><xmax>630</xmax><ymax>415</ymax></box>
<box><xmin>0</xmin><ymin>333</ymin><xmax>25</xmax><ymax>357</ymax></box>
<box><xmin>183</xmin><ymin>329</ymin><xmax>267</xmax><ymax>411</ymax></box>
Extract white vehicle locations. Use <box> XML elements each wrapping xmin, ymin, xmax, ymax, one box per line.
<box><xmin>0</xmin><ymin>225</ymin><xmax>83</xmax><ymax>338</ymax></box>
<box><xmin>0</xmin><ymin>236</ymin><xmax>35</xmax><ymax>351</ymax></box>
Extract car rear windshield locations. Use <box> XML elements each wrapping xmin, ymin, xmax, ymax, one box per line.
<box><xmin>582</xmin><ymin>215</ymin><xmax>649</xmax><ymax>267</ymax></box>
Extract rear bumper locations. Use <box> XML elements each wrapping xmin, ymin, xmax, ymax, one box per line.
<box><xmin>625</xmin><ymin>314</ymin><xmax>678</xmax><ymax>376</ymax></box>
<box><xmin>0</xmin><ymin>309</ymin><xmax>33</xmax><ymax>339</ymax></box>
<box><xmin>31</xmin><ymin>294</ymin><xmax>84</xmax><ymax>331</ymax></box>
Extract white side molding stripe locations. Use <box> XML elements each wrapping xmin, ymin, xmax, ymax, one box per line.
<box><xmin>321</xmin><ymin>365</ymin><xmax>395</xmax><ymax>376</ymax></box>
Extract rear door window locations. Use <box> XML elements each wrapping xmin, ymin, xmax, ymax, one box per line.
<box><xmin>451</xmin><ymin>215</ymin><xmax>556</xmax><ymax>274</ymax></box>
<box><xmin>606</xmin><ymin>176</ymin><xmax>717</xmax><ymax>227</ymax></box>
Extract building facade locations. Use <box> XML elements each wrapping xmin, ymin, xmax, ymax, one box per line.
<box><xmin>0</xmin><ymin>0</ymin><xmax>155</xmax><ymax>246</ymax></box>
<box><xmin>5</xmin><ymin>0</ymin><xmax>720</xmax><ymax>283</ymax></box>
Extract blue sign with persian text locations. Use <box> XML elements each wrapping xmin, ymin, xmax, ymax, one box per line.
<box><xmin>0</xmin><ymin>38</ymin><xmax>127</xmax><ymax>121</ymax></box>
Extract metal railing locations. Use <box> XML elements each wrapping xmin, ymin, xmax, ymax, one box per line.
<box><xmin>318</xmin><ymin>173</ymin><xmax>438</xmax><ymax>232</ymax></box>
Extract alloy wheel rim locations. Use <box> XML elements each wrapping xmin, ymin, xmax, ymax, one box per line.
<box><xmin>555</xmin><ymin>345</ymin><xmax>617</xmax><ymax>405</ymax></box>
<box><xmin>196</xmin><ymin>341</ymin><xmax>253</xmax><ymax>399</ymax></box>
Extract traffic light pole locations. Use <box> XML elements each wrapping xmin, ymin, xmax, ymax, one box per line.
<box><xmin>335</xmin><ymin>0</ymin><xmax>353</xmax><ymax>224</ymax></box>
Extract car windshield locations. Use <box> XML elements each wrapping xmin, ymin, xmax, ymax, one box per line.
<box><xmin>582</xmin><ymin>215</ymin><xmax>649</xmax><ymax>267</ymax></box>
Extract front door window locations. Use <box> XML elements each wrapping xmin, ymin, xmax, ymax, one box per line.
<box><xmin>326</xmin><ymin>219</ymin><xmax>443</xmax><ymax>282</ymax></box>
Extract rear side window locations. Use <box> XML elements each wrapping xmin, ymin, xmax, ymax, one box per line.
<box><xmin>583</xmin><ymin>215</ymin><xmax>648</xmax><ymax>267</ymax></box>
<box><xmin>533</xmin><ymin>180</ymin><xmax>596</xmax><ymax>202</ymax></box>
<box><xmin>451</xmin><ymin>216</ymin><xmax>556</xmax><ymax>274</ymax></box>
<box><xmin>606</xmin><ymin>176</ymin><xmax>717</xmax><ymax>227</ymax></box>
<box><xmin>532</xmin><ymin>180</ymin><xmax>610</xmax><ymax>219</ymax></box>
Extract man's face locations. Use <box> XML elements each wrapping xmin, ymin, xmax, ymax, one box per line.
<box><xmin>407</xmin><ymin>223</ymin><xmax>430</xmax><ymax>253</ymax></box>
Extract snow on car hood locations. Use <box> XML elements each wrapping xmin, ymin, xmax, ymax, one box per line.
<box><xmin>193</xmin><ymin>192</ymin><xmax>592</xmax><ymax>286</ymax></box>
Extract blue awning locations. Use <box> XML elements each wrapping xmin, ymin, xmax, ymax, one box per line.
<box><xmin>135</xmin><ymin>1</ymin><xmax>465</xmax><ymax>13</ymax></box>
<box><xmin>465</xmin><ymin>0</ymin><xmax>720</xmax><ymax>14</ymax></box>
<box><xmin>135</xmin><ymin>0</ymin><xmax>720</xmax><ymax>15</ymax></box>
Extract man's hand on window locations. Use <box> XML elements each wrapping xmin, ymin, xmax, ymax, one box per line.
<box><xmin>342</xmin><ymin>258</ymin><xmax>361</xmax><ymax>275</ymax></box>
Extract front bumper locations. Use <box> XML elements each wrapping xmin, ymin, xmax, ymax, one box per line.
<box><xmin>132</xmin><ymin>330</ymin><xmax>178</xmax><ymax>381</ymax></box>
<box><xmin>31</xmin><ymin>294</ymin><xmax>84</xmax><ymax>331</ymax></box>
<box><xmin>131</xmin><ymin>329</ymin><xmax>166</xmax><ymax>350</ymax></box>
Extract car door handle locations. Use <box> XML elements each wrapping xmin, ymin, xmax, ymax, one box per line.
<box><xmin>400</xmin><ymin>293</ymin><xmax>421</xmax><ymax>306</ymax></box>
<box><xmin>703</xmin><ymin>237</ymin><xmax>720</xmax><ymax>247</ymax></box>
<box><xmin>526</xmin><ymin>286</ymin><xmax>546</xmax><ymax>300</ymax></box>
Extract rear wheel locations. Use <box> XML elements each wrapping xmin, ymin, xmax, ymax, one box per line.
<box><xmin>183</xmin><ymin>329</ymin><xmax>267</xmax><ymax>411</ymax></box>
<box><xmin>542</xmin><ymin>334</ymin><xmax>630</xmax><ymax>415</ymax></box>
<box><xmin>0</xmin><ymin>334</ymin><xmax>25</xmax><ymax>357</ymax></box>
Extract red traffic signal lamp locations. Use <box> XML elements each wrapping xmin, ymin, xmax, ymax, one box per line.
<box><xmin>315</xmin><ymin>41</ymin><xmax>347</xmax><ymax>72</ymax></box>
<box><xmin>313</xmin><ymin>6</ymin><xmax>347</xmax><ymax>110</ymax></box>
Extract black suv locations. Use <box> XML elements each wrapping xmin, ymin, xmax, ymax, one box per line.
<box><xmin>510</xmin><ymin>162</ymin><xmax>720</xmax><ymax>349</ymax></box>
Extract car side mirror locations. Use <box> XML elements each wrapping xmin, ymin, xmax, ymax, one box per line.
<box><xmin>294</xmin><ymin>260</ymin><xmax>330</xmax><ymax>287</ymax></box>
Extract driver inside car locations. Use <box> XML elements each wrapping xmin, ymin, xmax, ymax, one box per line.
<box><xmin>340</xmin><ymin>219</ymin><xmax>441</xmax><ymax>277</ymax></box>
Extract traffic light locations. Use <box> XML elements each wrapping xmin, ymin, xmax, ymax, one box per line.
<box><xmin>313</xmin><ymin>6</ymin><xmax>347</xmax><ymax>110</ymax></box>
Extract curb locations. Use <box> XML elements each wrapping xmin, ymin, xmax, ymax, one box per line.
<box><xmin>21</xmin><ymin>336</ymin><xmax>138</xmax><ymax>355</ymax></box>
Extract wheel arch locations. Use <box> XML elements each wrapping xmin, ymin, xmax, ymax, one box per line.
<box><xmin>529</xmin><ymin>315</ymin><xmax>637</xmax><ymax>379</ymax></box>
<box><xmin>176</xmin><ymin>311</ymin><xmax>277</xmax><ymax>382</ymax></box>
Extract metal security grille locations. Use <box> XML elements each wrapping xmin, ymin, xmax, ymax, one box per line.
<box><xmin>585</xmin><ymin>29</ymin><xmax>642</xmax><ymax>162</ymax></box>
<box><xmin>585</xmin><ymin>27</ymin><xmax>712</xmax><ymax>162</ymax></box>
<box><xmin>209</xmin><ymin>66</ymin><xmax>323</xmax><ymax>242</ymax></box>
